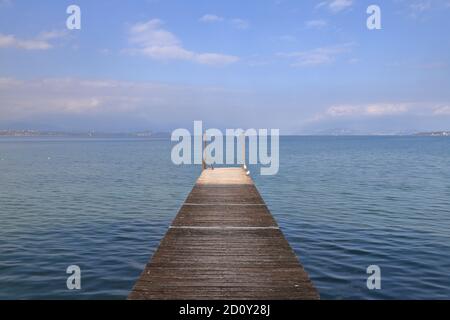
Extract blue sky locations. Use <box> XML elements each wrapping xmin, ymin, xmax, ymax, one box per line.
<box><xmin>0</xmin><ymin>0</ymin><xmax>449</xmax><ymax>133</ymax></box>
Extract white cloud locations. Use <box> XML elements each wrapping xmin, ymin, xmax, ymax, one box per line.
<box><xmin>199</xmin><ymin>14</ymin><xmax>224</xmax><ymax>23</ymax></box>
<box><xmin>0</xmin><ymin>30</ymin><xmax>66</xmax><ymax>50</ymax></box>
<box><xmin>433</xmin><ymin>105</ymin><xmax>450</xmax><ymax>115</ymax></box>
<box><xmin>0</xmin><ymin>78</ymin><xmax>273</xmax><ymax>130</ymax></box>
<box><xmin>299</xmin><ymin>101</ymin><xmax>450</xmax><ymax>133</ymax></box>
<box><xmin>301</xmin><ymin>102</ymin><xmax>450</xmax><ymax>134</ymax></box>
<box><xmin>0</xmin><ymin>33</ymin><xmax>51</xmax><ymax>50</ymax></box>
<box><xmin>129</xmin><ymin>19</ymin><xmax>179</xmax><ymax>47</ymax></box>
<box><xmin>316</xmin><ymin>0</ymin><xmax>353</xmax><ymax>13</ymax></box>
<box><xmin>0</xmin><ymin>34</ymin><xmax>15</xmax><ymax>47</ymax></box>
<box><xmin>230</xmin><ymin>18</ymin><xmax>250</xmax><ymax>29</ymax></box>
<box><xmin>305</xmin><ymin>19</ymin><xmax>328</xmax><ymax>29</ymax></box>
<box><xmin>0</xmin><ymin>77</ymin><xmax>22</xmax><ymax>88</ymax></box>
<box><xmin>195</xmin><ymin>53</ymin><xmax>240</xmax><ymax>65</ymax></box>
<box><xmin>410</xmin><ymin>0</ymin><xmax>432</xmax><ymax>13</ymax></box>
<box><xmin>395</xmin><ymin>0</ymin><xmax>450</xmax><ymax>17</ymax></box>
<box><xmin>326</xmin><ymin>104</ymin><xmax>410</xmax><ymax>117</ymax></box>
<box><xmin>0</xmin><ymin>78</ymin><xmax>167</xmax><ymax>119</ymax></box>
<box><xmin>1</xmin><ymin>78</ymin><xmax>449</xmax><ymax>132</ymax></box>
<box><xmin>366</xmin><ymin>104</ymin><xmax>410</xmax><ymax>116</ymax></box>
<box><xmin>278</xmin><ymin>43</ymin><xmax>353</xmax><ymax>67</ymax></box>
<box><xmin>38</xmin><ymin>30</ymin><xmax>67</xmax><ymax>41</ymax></box>
<box><xmin>127</xmin><ymin>19</ymin><xmax>239</xmax><ymax>66</ymax></box>
<box><xmin>310</xmin><ymin>102</ymin><xmax>450</xmax><ymax>123</ymax></box>
<box><xmin>325</xmin><ymin>105</ymin><xmax>361</xmax><ymax>117</ymax></box>
<box><xmin>307</xmin><ymin>103</ymin><xmax>423</xmax><ymax>123</ymax></box>
<box><xmin>199</xmin><ymin>14</ymin><xmax>250</xmax><ymax>29</ymax></box>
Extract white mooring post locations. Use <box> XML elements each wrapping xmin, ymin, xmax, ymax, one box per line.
<box><xmin>241</xmin><ymin>133</ymin><xmax>250</xmax><ymax>175</ymax></box>
<box><xmin>202</xmin><ymin>132</ymin><xmax>207</xmax><ymax>171</ymax></box>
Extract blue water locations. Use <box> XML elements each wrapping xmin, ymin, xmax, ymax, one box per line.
<box><xmin>0</xmin><ymin>137</ymin><xmax>449</xmax><ymax>299</ymax></box>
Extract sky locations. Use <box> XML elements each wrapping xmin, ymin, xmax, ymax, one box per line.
<box><xmin>0</xmin><ymin>0</ymin><xmax>449</xmax><ymax>134</ymax></box>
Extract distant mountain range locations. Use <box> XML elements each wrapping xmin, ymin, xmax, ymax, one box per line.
<box><xmin>304</xmin><ymin>129</ymin><xmax>450</xmax><ymax>136</ymax></box>
<box><xmin>306</xmin><ymin>128</ymin><xmax>419</xmax><ymax>136</ymax></box>
<box><xmin>415</xmin><ymin>131</ymin><xmax>450</xmax><ymax>137</ymax></box>
<box><xmin>0</xmin><ymin>130</ymin><xmax>171</xmax><ymax>138</ymax></box>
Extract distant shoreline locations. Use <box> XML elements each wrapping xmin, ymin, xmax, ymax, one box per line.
<box><xmin>0</xmin><ymin>130</ymin><xmax>171</xmax><ymax>138</ymax></box>
<box><xmin>0</xmin><ymin>130</ymin><xmax>449</xmax><ymax>138</ymax></box>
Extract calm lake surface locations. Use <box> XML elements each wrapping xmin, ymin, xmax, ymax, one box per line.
<box><xmin>0</xmin><ymin>136</ymin><xmax>449</xmax><ymax>299</ymax></box>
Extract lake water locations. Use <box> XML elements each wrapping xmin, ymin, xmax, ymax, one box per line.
<box><xmin>0</xmin><ymin>136</ymin><xmax>449</xmax><ymax>299</ymax></box>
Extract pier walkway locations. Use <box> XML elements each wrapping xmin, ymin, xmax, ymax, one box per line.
<box><xmin>129</xmin><ymin>167</ymin><xmax>319</xmax><ymax>300</ymax></box>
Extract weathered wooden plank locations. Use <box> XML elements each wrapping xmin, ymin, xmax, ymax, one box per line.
<box><xmin>173</xmin><ymin>205</ymin><xmax>277</xmax><ymax>227</ymax></box>
<box><xmin>186</xmin><ymin>185</ymin><xmax>265</xmax><ymax>204</ymax></box>
<box><xmin>129</xmin><ymin>167</ymin><xmax>319</xmax><ymax>300</ymax></box>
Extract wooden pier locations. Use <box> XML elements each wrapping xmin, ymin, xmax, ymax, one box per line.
<box><xmin>129</xmin><ymin>167</ymin><xmax>319</xmax><ymax>300</ymax></box>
